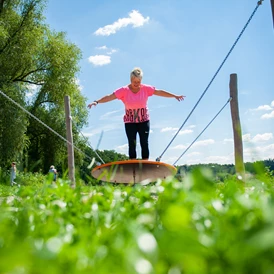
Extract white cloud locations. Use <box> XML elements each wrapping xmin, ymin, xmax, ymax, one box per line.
<box><xmin>116</xmin><ymin>144</ymin><xmax>128</xmax><ymax>153</ymax></box>
<box><xmin>244</xmin><ymin>143</ymin><xmax>274</xmax><ymax>161</ymax></box>
<box><xmin>160</xmin><ymin>128</ymin><xmax>192</xmax><ymax>135</ymax></box>
<box><xmin>94</xmin><ymin>10</ymin><xmax>149</xmax><ymax>36</ymax></box>
<box><xmin>171</xmin><ymin>144</ymin><xmax>187</xmax><ymax>150</ymax></box>
<box><xmin>242</xmin><ymin>133</ymin><xmax>273</xmax><ymax>143</ymax></box>
<box><xmin>96</xmin><ymin>46</ymin><xmax>118</xmax><ymax>55</ymax></box>
<box><xmin>242</xmin><ymin>134</ymin><xmax>251</xmax><ymax>142</ymax></box>
<box><xmin>85</xmin><ymin>123</ymin><xmax>122</xmax><ymax>137</ymax></box>
<box><xmin>187</xmin><ymin>152</ymin><xmax>201</xmax><ymax>157</ymax></box>
<box><xmin>252</xmin><ymin>133</ymin><xmax>273</xmax><ymax>142</ymax></box>
<box><xmin>178</xmin><ymin>129</ymin><xmax>193</xmax><ymax>135</ymax></box>
<box><xmin>88</xmin><ymin>55</ymin><xmax>111</xmax><ymax>66</ymax></box>
<box><xmin>74</xmin><ymin>78</ymin><xmax>83</xmax><ymax>91</ymax></box>
<box><xmin>193</xmin><ymin>139</ymin><xmax>215</xmax><ymax>147</ymax></box>
<box><xmin>163</xmin><ymin>156</ymin><xmax>180</xmax><ymax>165</ymax></box>
<box><xmin>243</xmin><ymin>147</ymin><xmax>255</xmax><ymax>157</ymax></box>
<box><xmin>252</xmin><ymin>105</ymin><xmax>272</xmax><ymax>111</ymax></box>
<box><xmin>188</xmin><ymin>125</ymin><xmax>196</xmax><ymax>129</ymax></box>
<box><xmin>248</xmin><ymin>100</ymin><xmax>274</xmax><ymax>118</ymax></box>
<box><xmin>82</xmin><ymin>132</ymin><xmax>95</xmax><ymax>137</ymax></box>
<box><xmin>161</xmin><ymin>127</ymin><xmax>178</xmax><ymax>132</ymax></box>
<box><xmin>262</xmin><ymin>143</ymin><xmax>274</xmax><ymax>152</ymax></box>
<box><xmin>96</xmin><ymin>45</ymin><xmax>107</xmax><ymax>50</ymax></box>
<box><xmin>107</xmin><ymin>49</ymin><xmax>117</xmax><ymax>55</ymax></box>
<box><xmin>100</xmin><ymin>110</ymin><xmax>122</xmax><ymax>120</ymax></box>
<box><xmin>223</xmin><ymin>138</ymin><xmax>233</xmax><ymax>143</ymax></box>
<box><xmin>205</xmin><ymin>155</ymin><xmax>233</xmax><ymax>164</ymax></box>
<box><xmin>171</xmin><ymin>139</ymin><xmax>214</xmax><ymax>152</ymax></box>
<box><xmin>261</xmin><ymin>110</ymin><xmax>274</xmax><ymax>119</ymax></box>
<box><xmin>185</xmin><ymin>159</ymin><xmax>202</xmax><ymax>165</ymax></box>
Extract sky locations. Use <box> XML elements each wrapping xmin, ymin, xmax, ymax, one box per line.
<box><xmin>44</xmin><ymin>0</ymin><xmax>274</xmax><ymax>166</ymax></box>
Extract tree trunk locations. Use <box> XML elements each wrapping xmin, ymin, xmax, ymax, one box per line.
<box><xmin>0</xmin><ymin>0</ymin><xmax>5</xmax><ymax>14</ymax></box>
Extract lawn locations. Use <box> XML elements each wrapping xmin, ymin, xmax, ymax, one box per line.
<box><xmin>0</xmin><ymin>168</ymin><xmax>274</xmax><ymax>274</ymax></box>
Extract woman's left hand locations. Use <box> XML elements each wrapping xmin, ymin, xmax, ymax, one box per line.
<box><xmin>175</xmin><ymin>95</ymin><xmax>186</xmax><ymax>101</ymax></box>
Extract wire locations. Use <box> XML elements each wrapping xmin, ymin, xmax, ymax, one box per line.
<box><xmin>0</xmin><ymin>89</ymin><xmax>94</xmax><ymax>162</ymax></box>
<box><xmin>173</xmin><ymin>97</ymin><xmax>232</xmax><ymax>166</ymax></box>
<box><xmin>156</xmin><ymin>1</ymin><xmax>263</xmax><ymax>162</ymax></box>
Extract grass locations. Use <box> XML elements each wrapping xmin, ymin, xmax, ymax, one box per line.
<box><xmin>0</xmin><ymin>168</ymin><xmax>274</xmax><ymax>274</ymax></box>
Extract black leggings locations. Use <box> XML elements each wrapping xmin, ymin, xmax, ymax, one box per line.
<box><xmin>125</xmin><ymin>121</ymin><xmax>150</xmax><ymax>159</ymax></box>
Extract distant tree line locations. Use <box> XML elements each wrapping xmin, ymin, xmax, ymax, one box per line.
<box><xmin>176</xmin><ymin>159</ymin><xmax>274</xmax><ymax>182</ymax></box>
<box><xmin>79</xmin><ymin>149</ymin><xmax>274</xmax><ymax>183</ymax></box>
<box><xmin>79</xmin><ymin>148</ymin><xmax>128</xmax><ymax>183</ymax></box>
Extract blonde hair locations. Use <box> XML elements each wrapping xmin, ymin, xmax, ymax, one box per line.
<box><xmin>130</xmin><ymin>67</ymin><xmax>143</xmax><ymax>80</ymax></box>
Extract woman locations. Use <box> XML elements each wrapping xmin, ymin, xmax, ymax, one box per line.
<box><xmin>10</xmin><ymin>162</ymin><xmax>17</xmax><ymax>186</ymax></box>
<box><xmin>88</xmin><ymin>67</ymin><xmax>185</xmax><ymax>160</ymax></box>
<box><xmin>49</xmin><ymin>165</ymin><xmax>57</xmax><ymax>182</ymax></box>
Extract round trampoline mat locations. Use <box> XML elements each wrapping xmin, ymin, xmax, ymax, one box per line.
<box><xmin>91</xmin><ymin>160</ymin><xmax>177</xmax><ymax>184</ymax></box>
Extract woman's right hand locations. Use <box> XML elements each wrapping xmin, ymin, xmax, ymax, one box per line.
<box><xmin>87</xmin><ymin>102</ymin><xmax>98</xmax><ymax>109</ymax></box>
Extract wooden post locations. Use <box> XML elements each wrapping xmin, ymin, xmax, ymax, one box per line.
<box><xmin>229</xmin><ymin>74</ymin><xmax>245</xmax><ymax>180</ymax></box>
<box><xmin>64</xmin><ymin>96</ymin><xmax>75</xmax><ymax>186</ymax></box>
<box><xmin>271</xmin><ymin>0</ymin><xmax>274</xmax><ymax>28</ymax></box>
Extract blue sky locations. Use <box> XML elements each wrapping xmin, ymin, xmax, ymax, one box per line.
<box><xmin>45</xmin><ymin>0</ymin><xmax>274</xmax><ymax>165</ymax></box>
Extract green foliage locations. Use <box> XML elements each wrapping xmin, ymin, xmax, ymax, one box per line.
<box><xmin>16</xmin><ymin>171</ymin><xmax>47</xmax><ymax>186</ymax></box>
<box><xmin>0</xmin><ymin>167</ymin><xmax>10</xmax><ymax>185</ymax></box>
<box><xmin>0</xmin><ymin>0</ymin><xmax>88</xmax><ymax>171</ymax></box>
<box><xmin>0</xmin><ymin>169</ymin><xmax>274</xmax><ymax>273</ymax></box>
<box><xmin>0</xmin><ymin>85</ymin><xmax>29</xmax><ymax>166</ymax></box>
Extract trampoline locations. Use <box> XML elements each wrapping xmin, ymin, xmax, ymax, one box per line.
<box><xmin>91</xmin><ymin>160</ymin><xmax>177</xmax><ymax>184</ymax></box>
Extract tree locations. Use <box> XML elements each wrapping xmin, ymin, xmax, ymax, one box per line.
<box><xmin>0</xmin><ymin>84</ymin><xmax>29</xmax><ymax>166</ymax></box>
<box><xmin>0</xmin><ymin>0</ymin><xmax>88</xmax><ymax>172</ymax></box>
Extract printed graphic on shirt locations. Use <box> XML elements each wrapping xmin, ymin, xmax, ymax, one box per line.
<box><xmin>114</xmin><ymin>84</ymin><xmax>155</xmax><ymax>123</ymax></box>
<box><xmin>124</xmin><ymin>108</ymin><xmax>149</xmax><ymax>123</ymax></box>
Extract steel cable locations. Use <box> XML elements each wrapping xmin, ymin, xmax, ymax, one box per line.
<box><xmin>173</xmin><ymin>97</ymin><xmax>232</xmax><ymax>165</ymax></box>
<box><xmin>156</xmin><ymin>1</ymin><xmax>263</xmax><ymax>162</ymax></box>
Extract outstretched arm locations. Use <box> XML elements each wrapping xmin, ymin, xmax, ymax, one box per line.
<box><xmin>88</xmin><ymin>93</ymin><xmax>117</xmax><ymax>108</ymax></box>
<box><xmin>154</xmin><ymin>89</ymin><xmax>185</xmax><ymax>101</ymax></box>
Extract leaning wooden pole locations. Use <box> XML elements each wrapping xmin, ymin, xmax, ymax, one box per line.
<box><xmin>271</xmin><ymin>0</ymin><xmax>274</xmax><ymax>28</ymax></box>
<box><xmin>64</xmin><ymin>96</ymin><xmax>75</xmax><ymax>186</ymax></box>
<box><xmin>229</xmin><ymin>74</ymin><xmax>245</xmax><ymax>180</ymax></box>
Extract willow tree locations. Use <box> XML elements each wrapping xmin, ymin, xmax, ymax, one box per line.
<box><xmin>0</xmin><ymin>0</ymin><xmax>88</xmax><ymax>172</ymax></box>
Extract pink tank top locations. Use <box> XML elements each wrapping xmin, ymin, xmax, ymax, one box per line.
<box><xmin>114</xmin><ymin>84</ymin><xmax>155</xmax><ymax>123</ymax></box>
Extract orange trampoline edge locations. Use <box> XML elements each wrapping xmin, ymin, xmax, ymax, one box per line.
<box><xmin>91</xmin><ymin>160</ymin><xmax>177</xmax><ymax>174</ymax></box>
